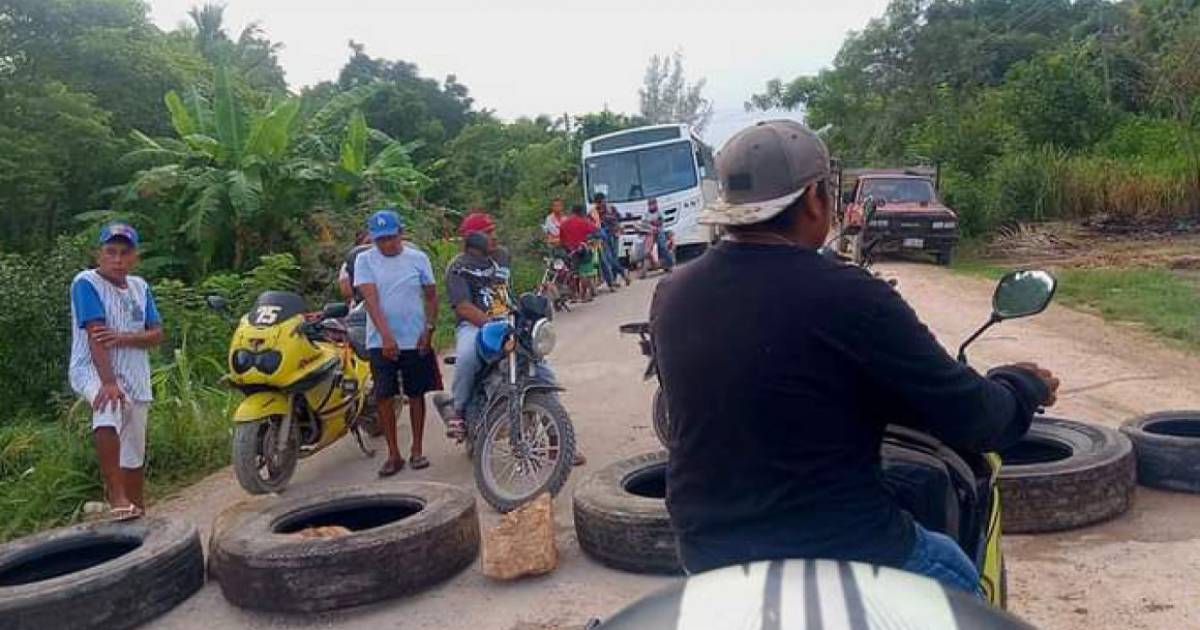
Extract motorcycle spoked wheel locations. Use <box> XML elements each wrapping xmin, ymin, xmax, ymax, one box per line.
<box><xmin>652</xmin><ymin>386</ymin><xmax>670</xmax><ymax>449</ymax></box>
<box><xmin>233</xmin><ymin>417</ymin><xmax>299</xmax><ymax>495</ymax></box>
<box><xmin>474</xmin><ymin>391</ymin><xmax>576</xmax><ymax>512</ymax></box>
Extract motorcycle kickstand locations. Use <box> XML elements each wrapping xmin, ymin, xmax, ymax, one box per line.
<box><xmin>352</xmin><ymin>424</ymin><xmax>376</xmax><ymax>458</ymax></box>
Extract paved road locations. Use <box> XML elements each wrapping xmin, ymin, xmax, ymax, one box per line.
<box><xmin>151</xmin><ymin>261</ymin><xmax>1200</xmax><ymax>630</ymax></box>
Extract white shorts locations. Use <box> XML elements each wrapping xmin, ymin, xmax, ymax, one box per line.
<box><xmin>90</xmin><ymin>398</ymin><xmax>150</xmax><ymax>469</ymax></box>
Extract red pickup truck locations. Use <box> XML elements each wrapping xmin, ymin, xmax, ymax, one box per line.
<box><xmin>839</xmin><ymin>167</ymin><xmax>960</xmax><ymax>265</ymax></box>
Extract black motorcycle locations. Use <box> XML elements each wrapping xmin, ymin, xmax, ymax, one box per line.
<box><xmin>434</xmin><ymin>293</ymin><xmax>576</xmax><ymax>512</ymax></box>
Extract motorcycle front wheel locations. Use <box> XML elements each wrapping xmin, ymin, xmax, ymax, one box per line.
<box><xmin>652</xmin><ymin>385</ymin><xmax>670</xmax><ymax>448</ymax></box>
<box><xmin>474</xmin><ymin>391</ymin><xmax>576</xmax><ymax>512</ymax></box>
<box><xmin>233</xmin><ymin>417</ymin><xmax>299</xmax><ymax>495</ymax></box>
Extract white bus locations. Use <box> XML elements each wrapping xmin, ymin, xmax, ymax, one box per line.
<box><xmin>581</xmin><ymin>124</ymin><xmax>718</xmax><ymax>260</ymax></box>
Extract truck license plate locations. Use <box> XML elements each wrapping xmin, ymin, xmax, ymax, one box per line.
<box><xmin>903</xmin><ymin>238</ymin><xmax>924</xmax><ymax>248</ymax></box>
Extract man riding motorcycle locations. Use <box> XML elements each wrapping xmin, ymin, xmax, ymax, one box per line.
<box><xmin>649</xmin><ymin>120</ymin><xmax>1059</xmax><ymax>594</ymax></box>
<box><xmin>444</xmin><ymin>212</ymin><xmax>586</xmax><ymax>465</ymax></box>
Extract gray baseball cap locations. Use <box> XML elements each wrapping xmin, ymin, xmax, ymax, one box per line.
<box><xmin>700</xmin><ymin>120</ymin><xmax>831</xmax><ymax>226</ymax></box>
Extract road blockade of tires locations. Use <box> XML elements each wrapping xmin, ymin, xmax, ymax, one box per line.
<box><xmin>0</xmin><ymin>517</ymin><xmax>204</xmax><ymax>630</ymax></box>
<box><xmin>998</xmin><ymin>416</ymin><xmax>1136</xmax><ymax>534</ymax></box>
<box><xmin>209</xmin><ymin>482</ymin><xmax>479</xmax><ymax>613</ymax></box>
<box><xmin>572</xmin><ymin>450</ymin><xmax>682</xmax><ymax>574</ymax></box>
<box><xmin>1121</xmin><ymin>411</ymin><xmax>1200</xmax><ymax>493</ymax></box>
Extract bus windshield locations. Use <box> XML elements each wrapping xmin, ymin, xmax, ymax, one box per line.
<box><xmin>585</xmin><ymin>141</ymin><xmax>698</xmax><ymax>203</ymax></box>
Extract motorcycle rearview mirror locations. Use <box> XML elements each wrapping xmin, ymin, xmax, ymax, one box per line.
<box><xmin>321</xmin><ymin>302</ymin><xmax>349</xmax><ymax>320</ymax></box>
<box><xmin>956</xmin><ymin>269</ymin><xmax>1057</xmax><ymax>363</ymax></box>
<box><xmin>205</xmin><ymin>295</ymin><xmax>228</xmax><ymax>312</ymax></box>
<box><xmin>993</xmin><ymin>269</ymin><xmax>1057</xmax><ymax>320</ymax></box>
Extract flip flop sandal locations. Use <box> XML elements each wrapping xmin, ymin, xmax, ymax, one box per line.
<box><xmin>377</xmin><ymin>457</ymin><xmax>405</xmax><ymax>477</ymax></box>
<box><xmin>409</xmin><ymin>455</ymin><xmax>430</xmax><ymax>470</ymax></box>
<box><xmin>446</xmin><ymin>419</ymin><xmax>467</xmax><ymax>440</ymax></box>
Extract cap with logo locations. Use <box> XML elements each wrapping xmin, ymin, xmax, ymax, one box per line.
<box><xmin>367</xmin><ymin>209</ymin><xmax>404</xmax><ymax>240</ymax></box>
<box><xmin>98</xmin><ymin>222</ymin><xmax>139</xmax><ymax>248</ymax></box>
<box><xmin>699</xmin><ymin>120</ymin><xmax>831</xmax><ymax>226</ymax></box>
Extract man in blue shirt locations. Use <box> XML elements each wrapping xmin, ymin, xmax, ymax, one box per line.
<box><xmin>70</xmin><ymin>222</ymin><xmax>164</xmax><ymax>520</ymax></box>
<box><xmin>354</xmin><ymin>210</ymin><xmax>440</xmax><ymax>476</ymax></box>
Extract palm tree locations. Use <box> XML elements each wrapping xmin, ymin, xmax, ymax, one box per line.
<box><xmin>119</xmin><ymin>68</ymin><xmax>432</xmax><ymax>275</ymax></box>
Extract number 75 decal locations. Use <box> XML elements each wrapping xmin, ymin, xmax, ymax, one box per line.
<box><xmin>253</xmin><ymin>305</ymin><xmax>283</xmax><ymax>325</ymax></box>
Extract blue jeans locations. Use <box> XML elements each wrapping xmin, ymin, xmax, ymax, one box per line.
<box><xmin>596</xmin><ymin>229</ymin><xmax>619</xmax><ymax>286</ymax></box>
<box><xmin>655</xmin><ymin>229</ymin><xmax>675</xmax><ymax>269</ymax></box>
<box><xmin>451</xmin><ymin>323</ymin><xmax>558</xmax><ymax>414</ymax></box>
<box><xmin>901</xmin><ymin>523</ymin><xmax>981</xmax><ymax>596</ymax></box>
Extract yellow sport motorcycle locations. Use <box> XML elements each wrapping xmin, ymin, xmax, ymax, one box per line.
<box><xmin>207</xmin><ymin>292</ymin><xmax>375</xmax><ymax>494</ymax></box>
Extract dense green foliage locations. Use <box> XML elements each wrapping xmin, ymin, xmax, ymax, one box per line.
<box><xmin>750</xmin><ymin>0</ymin><xmax>1200</xmax><ymax>233</ymax></box>
<box><xmin>0</xmin><ymin>0</ymin><xmax>660</xmax><ymax>537</ymax></box>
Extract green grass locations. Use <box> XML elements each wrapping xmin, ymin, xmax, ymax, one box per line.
<box><xmin>0</xmin><ymin>349</ymin><xmax>235</xmax><ymax>542</ymax></box>
<box><xmin>1054</xmin><ymin>267</ymin><xmax>1200</xmax><ymax>347</ymax></box>
<box><xmin>952</xmin><ymin>249</ymin><xmax>1200</xmax><ymax>350</ymax></box>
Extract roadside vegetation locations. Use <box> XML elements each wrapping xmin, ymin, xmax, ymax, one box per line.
<box><xmin>0</xmin><ymin>1</ymin><xmax>713</xmax><ymax>540</ymax></box>
<box><xmin>752</xmin><ymin>0</ymin><xmax>1200</xmax><ymax>354</ymax></box>
<box><xmin>750</xmin><ymin>0</ymin><xmax>1200</xmax><ymax>236</ymax></box>
<box><xmin>951</xmin><ymin>236</ymin><xmax>1200</xmax><ymax>352</ymax></box>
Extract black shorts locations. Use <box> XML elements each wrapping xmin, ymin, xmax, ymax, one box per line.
<box><xmin>368</xmin><ymin>349</ymin><xmax>441</xmax><ymax>399</ymax></box>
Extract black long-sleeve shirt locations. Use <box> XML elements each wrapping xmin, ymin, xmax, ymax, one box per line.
<box><xmin>650</xmin><ymin>241</ymin><xmax>1047</xmax><ymax>573</ymax></box>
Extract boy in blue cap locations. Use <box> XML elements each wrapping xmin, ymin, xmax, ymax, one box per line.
<box><xmin>70</xmin><ymin>222</ymin><xmax>163</xmax><ymax>520</ymax></box>
<box><xmin>354</xmin><ymin>209</ymin><xmax>440</xmax><ymax>476</ymax></box>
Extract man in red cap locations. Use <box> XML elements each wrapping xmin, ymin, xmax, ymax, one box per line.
<box><xmin>441</xmin><ymin>211</ymin><xmax>585</xmax><ymax>465</ymax></box>
<box><xmin>458</xmin><ymin>210</ymin><xmax>496</xmax><ymax>238</ymax></box>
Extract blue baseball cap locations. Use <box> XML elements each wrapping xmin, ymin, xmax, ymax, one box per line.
<box><xmin>98</xmin><ymin>222</ymin><xmax>139</xmax><ymax>248</ymax></box>
<box><xmin>367</xmin><ymin>210</ymin><xmax>404</xmax><ymax>240</ymax></box>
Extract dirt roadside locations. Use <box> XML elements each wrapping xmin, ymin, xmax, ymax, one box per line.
<box><xmin>148</xmin><ymin>261</ymin><xmax>1200</xmax><ymax>630</ymax></box>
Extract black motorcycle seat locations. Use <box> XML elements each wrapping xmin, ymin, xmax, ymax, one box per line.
<box><xmin>882</xmin><ymin>442</ymin><xmax>961</xmax><ymax>542</ymax></box>
<box><xmin>346</xmin><ymin>308</ymin><xmax>369</xmax><ymax>360</ymax></box>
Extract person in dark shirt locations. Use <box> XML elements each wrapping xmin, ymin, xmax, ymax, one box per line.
<box><xmin>650</xmin><ymin>120</ymin><xmax>1059</xmax><ymax>594</ymax></box>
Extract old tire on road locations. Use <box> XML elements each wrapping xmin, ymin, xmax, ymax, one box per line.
<box><xmin>0</xmin><ymin>517</ymin><xmax>204</xmax><ymax>630</ymax></box>
<box><xmin>998</xmin><ymin>416</ymin><xmax>1135</xmax><ymax>534</ymax></box>
<box><xmin>573</xmin><ymin>450</ymin><xmax>681</xmax><ymax>574</ymax></box>
<box><xmin>1121</xmin><ymin>411</ymin><xmax>1200</xmax><ymax>493</ymax></box>
<box><xmin>210</xmin><ymin>482</ymin><xmax>479</xmax><ymax>613</ymax></box>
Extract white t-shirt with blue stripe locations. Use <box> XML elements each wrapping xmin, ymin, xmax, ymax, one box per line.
<box><xmin>69</xmin><ymin>270</ymin><xmax>161</xmax><ymax>402</ymax></box>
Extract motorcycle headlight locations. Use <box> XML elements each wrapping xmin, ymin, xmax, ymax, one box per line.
<box><xmin>256</xmin><ymin>350</ymin><xmax>282</xmax><ymax>374</ymax></box>
<box><xmin>553</xmin><ymin>259</ymin><xmax>565</xmax><ymax>271</ymax></box>
<box><xmin>531</xmin><ymin>319</ymin><xmax>557</xmax><ymax>357</ymax></box>
<box><xmin>232</xmin><ymin>349</ymin><xmax>254</xmax><ymax>374</ymax></box>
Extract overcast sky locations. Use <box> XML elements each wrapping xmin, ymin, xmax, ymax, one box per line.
<box><xmin>145</xmin><ymin>0</ymin><xmax>890</xmax><ymax>147</ymax></box>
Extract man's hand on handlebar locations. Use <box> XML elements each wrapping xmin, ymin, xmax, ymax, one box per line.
<box><xmin>1011</xmin><ymin>362</ymin><xmax>1060</xmax><ymax>407</ymax></box>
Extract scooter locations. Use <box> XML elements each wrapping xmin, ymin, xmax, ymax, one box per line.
<box><xmin>433</xmin><ymin>293</ymin><xmax>577</xmax><ymax>512</ymax></box>
<box><xmin>207</xmin><ymin>292</ymin><xmax>376</xmax><ymax>495</ymax></box>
